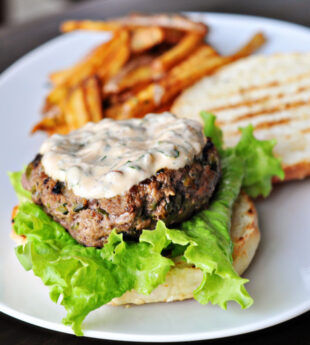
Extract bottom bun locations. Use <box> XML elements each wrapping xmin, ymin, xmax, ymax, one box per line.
<box><xmin>110</xmin><ymin>192</ymin><xmax>260</xmax><ymax>305</ymax></box>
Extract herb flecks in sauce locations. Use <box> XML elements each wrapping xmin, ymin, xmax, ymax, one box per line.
<box><xmin>40</xmin><ymin>113</ymin><xmax>205</xmax><ymax>199</ymax></box>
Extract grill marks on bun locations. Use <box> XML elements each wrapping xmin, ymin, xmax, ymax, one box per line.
<box><xmin>172</xmin><ymin>53</ymin><xmax>310</xmax><ymax>181</ymax></box>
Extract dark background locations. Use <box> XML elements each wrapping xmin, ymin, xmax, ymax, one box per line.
<box><xmin>0</xmin><ymin>0</ymin><xmax>309</xmax><ymax>344</ymax></box>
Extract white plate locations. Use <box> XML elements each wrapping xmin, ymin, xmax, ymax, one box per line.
<box><xmin>0</xmin><ymin>12</ymin><xmax>310</xmax><ymax>342</ymax></box>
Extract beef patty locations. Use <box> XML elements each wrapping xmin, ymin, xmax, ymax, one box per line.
<box><xmin>22</xmin><ymin>139</ymin><xmax>220</xmax><ymax>247</ymax></box>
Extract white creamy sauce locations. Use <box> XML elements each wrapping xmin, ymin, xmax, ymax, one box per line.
<box><xmin>40</xmin><ymin>112</ymin><xmax>205</xmax><ymax>199</ymax></box>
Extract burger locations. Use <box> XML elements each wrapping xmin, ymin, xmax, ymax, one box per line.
<box><xmin>9</xmin><ymin>112</ymin><xmax>283</xmax><ymax>335</ymax></box>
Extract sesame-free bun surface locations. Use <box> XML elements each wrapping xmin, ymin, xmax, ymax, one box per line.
<box><xmin>172</xmin><ymin>53</ymin><xmax>310</xmax><ymax>182</ymax></box>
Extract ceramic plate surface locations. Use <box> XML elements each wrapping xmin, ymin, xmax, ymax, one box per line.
<box><xmin>0</xmin><ymin>13</ymin><xmax>310</xmax><ymax>342</ymax></box>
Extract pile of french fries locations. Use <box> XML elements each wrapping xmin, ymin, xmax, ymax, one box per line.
<box><xmin>32</xmin><ymin>13</ymin><xmax>266</xmax><ymax>135</ymax></box>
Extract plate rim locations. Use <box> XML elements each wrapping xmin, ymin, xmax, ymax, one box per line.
<box><xmin>1</xmin><ymin>11</ymin><xmax>310</xmax><ymax>342</ymax></box>
<box><xmin>1</xmin><ymin>301</ymin><xmax>310</xmax><ymax>342</ymax></box>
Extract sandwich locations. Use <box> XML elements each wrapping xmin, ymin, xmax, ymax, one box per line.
<box><xmin>9</xmin><ymin>111</ymin><xmax>283</xmax><ymax>335</ymax></box>
<box><xmin>172</xmin><ymin>53</ymin><xmax>310</xmax><ymax>181</ymax></box>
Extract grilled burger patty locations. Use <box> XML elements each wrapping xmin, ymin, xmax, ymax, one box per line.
<box><xmin>22</xmin><ymin>139</ymin><xmax>220</xmax><ymax>247</ymax></box>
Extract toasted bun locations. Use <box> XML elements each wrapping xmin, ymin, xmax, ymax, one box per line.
<box><xmin>172</xmin><ymin>53</ymin><xmax>310</xmax><ymax>182</ymax></box>
<box><xmin>11</xmin><ymin>192</ymin><xmax>260</xmax><ymax>306</ymax></box>
<box><xmin>111</xmin><ymin>192</ymin><xmax>260</xmax><ymax>305</ymax></box>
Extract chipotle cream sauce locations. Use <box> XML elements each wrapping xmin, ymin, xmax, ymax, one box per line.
<box><xmin>40</xmin><ymin>112</ymin><xmax>205</xmax><ymax>199</ymax></box>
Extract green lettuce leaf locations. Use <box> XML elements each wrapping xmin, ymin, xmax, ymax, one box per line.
<box><xmin>200</xmin><ymin>112</ymin><xmax>284</xmax><ymax>197</ymax></box>
<box><xmin>8</xmin><ymin>170</ymin><xmax>31</xmax><ymax>203</ymax></box>
<box><xmin>142</xmin><ymin>152</ymin><xmax>252</xmax><ymax>309</ymax></box>
<box><xmin>235</xmin><ymin>125</ymin><xmax>284</xmax><ymax>197</ymax></box>
<box><xmin>13</xmin><ymin>202</ymin><xmax>173</xmax><ymax>335</ymax></box>
<box><xmin>200</xmin><ymin>111</ymin><xmax>223</xmax><ymax>152</ymax></box>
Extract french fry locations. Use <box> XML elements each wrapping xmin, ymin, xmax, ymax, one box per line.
<box><xmin>35</xmin><ymin>12</ymin><xmax>266</xmax><ymax>137</ymax></box>
<box><xmin>115</xmin><ymin>13</ymin><xmax>207</xmax><ymax>33</ymax></box>
<box><xmin>130</xmin><ymin>27</ymin><xmax>165</xmax><ymax>53</ymax></box>
<box><xmin>153</xmin><ymin>99</ymin><xmax>175</xmax><ymax>113</ymax></box>
<box><xmin>163</xmin><ymin>28</ymin><xmax>184</xmax><ymax>44</ymax></box>
<box><xmin>44</xmin><ymin>30</ymin><xmax>129</xmax><ymax>113</ymax></box>
<box><xmin>45</xmin><ymin>41</ymin><xmax>116</xmax><ymax>110</ymax></box>
<box><xmin>151</xmin><ymin>32</ymin><xmax>204</xmax><ymax>74</ymax></box>
<box><xmin>31</xmin><ymin>111</ymin><xmax>66</xmax><ymax>134</ymax></box>
<box><xmin>62</xmin><ymin>22</ymin><xmax>165</xmax><ymax>55</ymax></box>
<box><xmin>106</xmin><ymin>83</ymin><xmax>160</xmax><ymax>120</ymax></box>
<box><xmin>61</xmin><ymin>14</ymin><xmax>208</xmax><ymax>34</ymax></box>
<box><xmin>160</xmin><ymin>45</ymin><xmax>223</xmax><ymax>96</ymax></box>
<box><xmin>36</xmin><ymin>78</ymin><xmax>103</xmax><ymax>134</ymax></box>
<box><xmin>64</xmin><ymin>86</ymin><xmax>90</xmax><ymax>131</ymax></box>
<box><xmin>61</xmin><ymin>20</ymin><xmax>120</xmax><ymax>33</ymax></box>
<box><xmin>108</xmin><ymin>32</ymin><xmax>266</xmax><ymax>120</ymax></box>
<box><xmin>46</xmin><ymin>123</ymin><xmax>70</xmax><ymax>136</ymax></box>
<box><xmin>43</xmin><ymin>85</ymin><xmax>68</xmax><ymax>113</ymax></box>
<box><xmin>117</xmin><ymin>65</ymin><xmax>154</xmax><ymax>92</ymax></box>
<box><xmin>107</xmin><ymin>45</ymin><xmax>217</xmax><ymax>119</ymax></box>
<box><xmin>105</xmin><ymin>65</ymin><xmax>153</xmax><ymax>95</ymax></box>
<box><xmin>231</xmin><ymin>32</ymin><xmax>266</xmax><ymax>60</ymax></box>
<box><xmin>164</xmin><ymin>32</ymin><xmax>266</xmax><ymax>93</ymax></box>
<box><xmin>104</xmin><ymin>55</ymin><xmax>154</xmax><ymax>94</ymax></box>
<box><xmin>64</xmin><ymin>77</ymin><xmax>103</xmax><ymax>131</ymax></box>
<box><xmin>97</xmin><ymin>32</ymin><xmax>130</xmax><ymax>82</ymax></box>
<box><xmin>84</xmin><ymin>77</ymin><xmax>103</xmax><ymax>123</ymax></box>
<box><xmin>48</xmin><ymin>30</ymin><xmax>128</xmax><ymax>89</ymax></box>
<box><xmin>105</xmin><ymin>82</ymin><xmax>152</xmax><ymax>108</ymax></box>
<box><xmin>49</xmin><ymin>68</ymin><xmax>75</xmax><ymax>86</ymax></box>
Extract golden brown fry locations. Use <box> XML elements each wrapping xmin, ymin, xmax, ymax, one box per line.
<box><xmin>49</xmin><ymin>68</ymin><xmax>74</xmax><ymax>86</ymax></box>
<box><xmin>163</xmin><ymin>28</ymin><xmax>184</xmax><ymax>44</ymax></box>
<box><xmin>43</xmin><ymin>85</ymin><xmax>68</xmax><ymax>113</ymax></box>
<box><xmin>105</xmin><ymin>65</ymin><xmax>153</xmax><ymax>95</ymax></box>
<box><xmin>105</xmin><ymin>82</ymin><xmax>152</xmax><ymax>108</ymax></box>
<box><xmin>36</xmin><ymin>78</ymin><xmax>103</xmax><ymax>134</ymax></box>
<box><xmin>106</xmin><ymin>45</ymin><xmax>217</xmax><ymax>119</ymax></box>
<box><xmin>46</xmin><ymin>124</ymin><xmax>70</xmax><ymax>136</ymax></box>
<box><xmin>153</xmin><ymin>99</ymin><xmax>175</xmax><ymax>113</ymax></box>
<box><xmin>107</xmin><ymin>32</ymin><xmax>266</xmax><ymax>120</ymax></box>
<box><xmin>231</xmin><ymin>32</ymin><xmax>266</xmax><ymax>60</ymax></box>
<box><xmin>84</xmin><ymin>77</ymin><xmax>103</xmax><ymax>122</ymax></box>
<box><xmin>31</xmin><ymin>111</ymin><xmax>66</xmax><ymax>134</ymax></box>
<box><xmin>166</xmin><ymin>33</ymin><xmax>266</xmax><ymax>91</ymax></box>
<box><xmin>114</xmin><ymin>13</ymin><xmax>208</xmax><ymax>34</ymax></box>
<box><xmin>67</xmin><ymin>30</ymin><xmax>129</xmax><ymax>86</ymax></box>
<box><xmin>97</xmin><ymin>32</ymin><xmax>130</xmax><ymax>82</ymax></box>
<box><xmin>152</xmin><ymin>32</ymin><xmax>204</xmax><ymax>74</ymax></box>
<box><xmin>61</xmin><ymin>20</ymin><xmax>120</xmax><ymax>33</ymax></box>
<box><xmin>117</xmin><ymin>65</ymin><xmax>153</xmax><ymax>92</ymax></box>
<box><xmin>62</xmin><ymin>22</ymin><xmax>165</xmax><ymax>54</ymax></box>
<box><xmin>36</xmin><ymin>25</ymin><xmax>266</xmax><ymax>136</ymax></box>
<box><xmin>104</xmin><ymin>55</ymin><xmax>154</xmax><ymax>94</ymax></box>
<box><xmin>49</xmin><ymin>30</ymin><xmax>128</xmax><ymax>89</ymax></box>
<box><xmin>64</xmin><ymin>86</ymin><xmax>90</xmax><ymax>131</ymax></box>
<box><xmin>130</xmin><ymin>27</ymin><xmax>165</xmax><ymax>53</ymax></box>
<box><xmin>61</xmin><ymin>14</ymin><xmax>208</xmax><ymax>34</ymax></box>
<box><xmin>161</xmin><ymin>45</ymin><xmax>222</xmax><ymax>95</ymax></box>
<box><xmin>40</xmin><ymin>31</ymin><xmax>128</xmax><ymax>132</ymax></box>
<box><xmin>44</xmin><ymin>30</ymin><xmax>129</xmax><ymax>113</ymax></box>
<box><xmin>105</xmin><ymin>83</ymin><xmax>158</xmax><ymax>119</ymax></box>
<box><xmin>65</xmin><ymin>77</ymin><xmax>103</xmax><ymax>131</ymax></box>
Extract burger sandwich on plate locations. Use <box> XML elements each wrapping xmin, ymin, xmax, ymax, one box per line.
<box><xmin>9</xmin><ymin>111</ymin><xmax>283</xmax><ymax>335</ymax></box>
